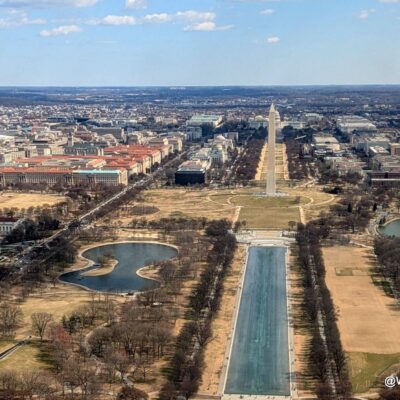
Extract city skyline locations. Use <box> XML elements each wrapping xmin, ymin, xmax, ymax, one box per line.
<box><xmin>0</xmin><ymin>0</ymin><xmax>400</xmax><ymax>86</ymax></box>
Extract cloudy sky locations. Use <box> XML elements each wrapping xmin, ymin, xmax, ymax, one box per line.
<box><xmin>0</xmin><ymin>0</ymin><xmax>399</xmax><ymax>86</ymax></box>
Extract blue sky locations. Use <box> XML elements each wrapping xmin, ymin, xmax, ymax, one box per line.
<box><xmin>0</xmin><ymin>0</ymin><xmax>399</xmax><ymax>86</ymax></box>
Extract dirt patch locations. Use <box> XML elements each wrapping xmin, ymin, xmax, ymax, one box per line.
<box><xmin>323</xmin><ymin>246</ymin><xmax>400</xmax><ymax>354</ymax></box>
<box><xmin>289</xmin><ymin>251</ymin><xmax>314</xmax><ymax>397</ymax></box>
<box><xmin>198</xmin><ymin>245</ymin><xmax>246</xmax><ymax>394</ymax></box>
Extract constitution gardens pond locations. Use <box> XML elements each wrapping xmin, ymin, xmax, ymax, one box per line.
<box><xmin>379</xmin><ymin>219</ymin><xmax>400</xmax><ymax>238</ymax></box>
<box><xmin>59</xmin><ymin>242</ymin><xmax>178</xmax><ymax>293</ymax></box>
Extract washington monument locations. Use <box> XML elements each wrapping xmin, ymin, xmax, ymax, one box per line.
<box><xmin>266</xmin><ymin>103</ymin><xmax>277</xmax><ymax>196</ymax></box>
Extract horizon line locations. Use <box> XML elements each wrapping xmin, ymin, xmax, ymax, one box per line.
<box><xmin>0</xmin><ymin>83</ymin><xmax>400</xmax><ymax>89</ymax></box>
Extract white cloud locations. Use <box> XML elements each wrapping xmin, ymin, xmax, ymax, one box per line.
<box><xmin>0</xmin><ymin>0</ymin><xmax>97</xmax><ymax>7</ymax></box>
<box><xmin>0</xmin><ymin>12</ymin><xmax>46</xmax><ymax>27</ymax></box>
<box><xmin>232</xmin><ymin>0</ymin><xmax>280</xmax><ymax>2</ymax></box>
<box><xmin>141</xmin><ymin>13</ymin><xmax>172</xmax><ymax>23</ymax></box>
<box><xmin>125</xmin><ymin>0</ymin><xmax>146</xmax><ymax>9</ymax></box>
<box><xmin>266</xmin><ymin>36</ymin><xmax>279</xmax><ymax>44</ymax></box>
<box><xmin>83</xmin><ymin>9</ymin><xmax>230</xmax><ymax>32</ymax></box>
<box><xmin>140</xmin><ymin>10</ymin><xmax>219</xmax><ymax>27</ymax></box>
<box><xmin>40</xmin><ymin>24</ymin><xmax>81</xmax><ymax>36</ymax></box>
<box><xmin>358</xmin><ymin>9</ymin><xmax>375</xmax><ymax>19</ymax></box>
<box><xmin>88</xmin><ymin>15</ymin><xmax>136</xmax><ymax>25</ymax></box>
<box><xmin>176</xmin><ymin>10</ymin><xmax>216</xmax><ymax>22</ymax></box>
<box><xmin>260</xmin><ymin>8</ymin><xmax>274</xmax><ymax>15</ymax></box>
<box><xmin>184</xmin><ymin>21</ymin><xmax>233</xmax><ymax>31</ymax></box>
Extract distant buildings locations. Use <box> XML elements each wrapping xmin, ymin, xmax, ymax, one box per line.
<box><xmin>390</xmin><ymin>143</ymin><xmax>400</xmax><ymax>156</ymax></box>
<box><xmin>312</xmin><ymin>134</ymin><xmax>342</xmax><ymax>156</ymax></box>
<box><xmin>0</xmin><ymin>139</ymin><xmax>181</xmax><ymax>187</ymax></box>
<box><xmin>0</xmin><ymin>167</ymin><xmax>128</xmax><ymax>187</ymax></box>
<box><xmin>175</xmin><ymin>133</ymin><xmax>236</xmax><ymax>186</ymax></box>
<box><xmin>353</xmin><ymin>133</ymin><xmax>391</xmax><ymax>154</ymax></box>
<box><xmin>175</xmin><ymin>160</ymin><xmax>211</xmax><ymax>185</ymax></box>
<box><xmin>368</xmin><ymin>170</ymin><xmax>400</xmax><ymax>188</ymax></box>
<box><xmin>186</xmin><ymin>114</ymin><xmax>223</xmax><ymax>128</ymax></box>
<box><xmin>185</xmin><ymin>126</ymin><xmax>203</xmax><ymax>141</ymax></box>
<box><xmin>337</xmin><ymin>116</ymin><xmax>377</xmax><ymax>135</ymax></box>
<box><xmin>0</xmin><ymin>217</ymin><xmax>22</xmax><ymax>237</ymax></box>
<box><xmin>249</xmin><ymin>116</ymin><xmax>268</xmax><ymax>129</ymax></box>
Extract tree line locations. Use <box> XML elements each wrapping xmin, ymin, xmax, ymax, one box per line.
<box><xmin>374</xmin><ymin>236</ymin><xmax>400</xmax><ymax>295</ymax></box>
<box><xmin>2</xmin><ymin>213</ymin><xmax>60</xmax><ymax>245</ymax></box>
<box><xmin>235</xmin><ymin>139</ymin><xmax>265</xmax><ymax>182</ymax></box>
<box><xmin>159</xmin><ymin>219</ymin><xmax>237</xmax><ymax>399</ymax></box>
<box><xmin>296</xmin><ymin>221</ymin><xmax>352</xmax><ymax>399</ymax></box>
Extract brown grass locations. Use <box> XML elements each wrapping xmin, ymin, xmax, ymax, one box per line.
<box><xmin>0</xmin><ymin>192</ymin><xmax>66</xmax><ymax>209</ymax></box>
<box><xmin>323</xmin><ymin>246</ymin><xmax>400</xmax><ymax>354</ymax></box>
<box><xmin>0</xmin><ymin>343</ymin><xmax>49</xmax><ymax>372</ymax></box>
<box><xmin>14</xmin><ymin>284</ymin><xmax>125</xmax><ymax>340</ymax></box>
<box><xmin>289</xmin><ymin>251</ymin><xmax>314</xmax><ymax>397</ymax></box>
<box><xmin>140</xmin><ymin>188</ymin><xmax>237</xmax><ymax>222</ymax></box>
<box><xmin>198</xmin><ymin>245</ymin><xmax>246</xmax><ymax>394</ymax></box>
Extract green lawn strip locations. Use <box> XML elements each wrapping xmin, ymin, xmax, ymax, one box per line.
<box><xmin>348</xmin><ymin>352</ymin><xmax>400</xmax><ymax>393</ymax></box>
<box><xmin>239</xmin><ymin>207</ymin><xmax>300</xmax><ymax>229</ymax></box>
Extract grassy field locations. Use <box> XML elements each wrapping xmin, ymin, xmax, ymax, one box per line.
<box><xmin>0</xmin><ymin>340</ymin><xmax>15</xmax><ymax>353</ymax></box>
<box><xmin>239</xmin><ymin>205</ymin><xmax>300</xmax><ymax>229</ymax></box>
<box><xmin>14</xmin><ymin>282</ymin><xmax>124</xmax><ymax>340</ymax></box>
<box><xmin>0</xmin><ymin>192</ymin><xmax>66</xmax><ymax>209</ymax></box>
<box><xmin>257</xmin><ymin>144</ymin><xmax>288</xmax><ymax>182</ymax></box>
<box><xmin>141</xmin><ymin>188</ymin><xmax>237</xmax><ymax>221</ymax></box>
<box><xmin>0</xmin><ymin>342</ymin><xmax>52</xmax><ymax>372</ymax></box>
<box><xmin>141</xmin><ymin>187</ymin><xmax>305</xmax><ymax>229</ymax></box>
<box><xmin>348</xmin><ymin>352</ymin><xmax>400</xmax><ymax>393</ymax></box>
<box><xmin>323</xmin><ymin>246</ymin><xmax>400</xmax><ymax>355</ymax></box>
<box><xmin>208</xmin><ymin>192</ymin><xmax>304</xmax><ymax>229</ymax></box>
<box><xmin>323</xmin><ymin>245</ymin><xmax>400</xmax><ymax>394</ymax></box>
<box><xmin>230</xmin><ymin>194</ymin><xmax>307</xmax><ymax>208</ymax></box>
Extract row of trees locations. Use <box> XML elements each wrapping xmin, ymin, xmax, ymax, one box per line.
<box><xmin>0</xmin><ymin>369</ymin><xmax>56</xmax><ymax>400</ymax></box>
<box><xmin>374</xmin><ymin>236</ymin><xmax>400</xmax><ymax>294</ymax></box>
<box><xmin>0</xmin><ymin>301</ymin><xmax>23</xmax><ymax>338</ymax></box>
<box><xmin>285</xmin><ymin>139</ymin><xmax>314</xmax><ymax>180</ymax></box>
<box><xmin>235</xmin><ymin>139</ymin><xmax>265</xmax><ymax>182</ymax></box>
<box><xmin>159</xmin><ymin>219</ymin><xmax>237</xmax><ymax>399</ymax></box>
<box><xmin>129</xmin><ymin>217</ymin><xmax>208</xmax><ymax>233</ymax></box>
<box><xmin>296</xmin><ymin>222</ymin><xmax>352</xmax><ymax>399</ymax></box>
<box><xmin>3</xmin><ymin>214</ymin><xmax>60</xmax><ymax>244</ymax></box>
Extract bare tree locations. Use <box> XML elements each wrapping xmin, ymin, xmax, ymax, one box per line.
<box><xmin>31</xmin><ymin>312</ymin><xmax>53</xmax><ymax>342</ymax></box>
<box><xmin>0</xmin><ymin>302</ymin><xmax>23</xmax><ymax>337</ymax></box>
<box><xmin>0</xmin><ymin>370</ymin><xmax>18</xmax><ymax>399</ymax></box>
<box><xmin>20</xmin><ymin>370</ymin><xmax>53</xmax><ymax>400</ymax></box>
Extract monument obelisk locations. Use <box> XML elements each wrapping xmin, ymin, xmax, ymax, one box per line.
<box><xmin>266</xmin><ymin>103</ymin><xmax>277</xmax><ymax>196</ymax></box>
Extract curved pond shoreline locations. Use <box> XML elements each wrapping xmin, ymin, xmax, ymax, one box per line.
<box><xmin>379</xmin><ymin>218</ymin><xmax>400</xmax><ymax>238</ymax></box>
<box><xmin>59</xmin><ymin>241</ymin><xmax>178</xmax><ymax>294</ymax></box>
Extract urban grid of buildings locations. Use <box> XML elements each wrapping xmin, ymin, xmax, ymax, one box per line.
<box><xmin>0</xmin><ymin>88</ymin><xmax>400</xmax><ymax>194</ymax></box>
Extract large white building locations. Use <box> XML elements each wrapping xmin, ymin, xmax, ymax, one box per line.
<box><xmin>0</xmin><ymin>217</ymin><xmax>22</xmax><ymax>237</ymax></box>
<box><xmin>337</xmin><ymin>116</ymin><xmax>377</xmax><ymax>135</ymax></box>
<box><xmin>187</xmin><ymin>114</ymin><xmax>223</xmax><ymax>128</ymax></box>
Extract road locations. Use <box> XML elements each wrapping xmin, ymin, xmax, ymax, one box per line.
<box><xmin>12</xmin><ymin>150</ymin><xmax>188</xmax><ymax>274</ymax></box>
<box><xmin>0</xmin><ymin>337</ymin><xmax>31</xmax><ymax>362</ymax></box>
